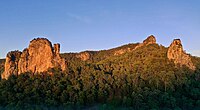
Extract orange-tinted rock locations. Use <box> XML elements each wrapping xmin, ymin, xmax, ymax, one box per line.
<box><xmin>167</xmin><ymin>39</ymin><xmax>195</xmax><ymax>70</ymax></box>
<box><xmin>143</xmin><ymin>35</ymin><xmax>156</xmax><ymax>45</ymax></box>
<box><xmin>114</xmin><ymin>48</ymin><xmax>131</xmax><ymax>55</ymax></box>
<box><xmin>1</xmin><ymin>38</ymin><xmax>66</xmax><ymax>79</ymax></box>
<box><xmin>76</xmin><ymin>52</ymin><xmax>91</xmax><ymax>61</ymax></box>
<box><xmin>54</xmin><ymin>44</ymin><xmax>60</xmax><ymax>55</ymax></box>
<box><xmin>1</xmin><ymin>51</ymin><xmax>22</xmax><ymax>79</ymax></box>
<box><xmin>20</xmin><ymin>38</ymin><xmax>55</xmax><ymax>74</ymax></box>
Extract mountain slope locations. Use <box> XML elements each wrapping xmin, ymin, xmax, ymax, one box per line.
<box><xmin>1</xmin><ymin>35</ymin><xmax>200</xmax><ymax>109</ymax></box>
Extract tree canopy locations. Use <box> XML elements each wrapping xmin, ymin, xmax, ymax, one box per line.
<box><xmin>1</xmin><ymin>44</ymin><xmax>200</xmax><ymax>109</ymax></box>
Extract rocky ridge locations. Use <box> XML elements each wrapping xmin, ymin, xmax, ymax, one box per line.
<box><xmin>1</xmin><ymin>38</ymin><xmax>66</xmax><ymax>79</ymax></box>
<box><xmin>1</xmin><ymin>36</ymin><xmax>196</xmax><ymax>79</ymax></box>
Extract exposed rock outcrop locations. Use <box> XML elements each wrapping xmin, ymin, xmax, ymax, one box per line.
<box><xmin>114</xmin><ymin>48</ymin><xmax>131</xmax><ymax>55</ymax></box>
<box><xmin>167</xmin><ymin>39</ymin><xmax>195</xmax><ymax>70</ymax></box>
<box><xmin>76</xmin><ymin>52</ymin><xmax>91</xmax><ymax>61</ymax></box>
<box><xmin>1</xmin><ymin>51</ymin><xmax>22</xmax><ymax>79</ymax></box>
<box><xmin>136</xmin><ymin>35</ymin><xmax>157</xmax><ymax>48</ymax></box>
<box><xmin>1</xmin><ymin>38</ymin><xmax>66</xmax><ymax>79</ymax></box>
<box><xmin>54</xmin><ymin>44</ymin><xmax>60</xmax><ymax>55</ymax></box>
<box><xmin>142</xmin><ymin>35</ymin><xmax>156</xmax><ymax>45</ymax></box>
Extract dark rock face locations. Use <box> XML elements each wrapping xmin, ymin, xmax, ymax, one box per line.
<box><xmin>167</xmin><ymin>39</ymin><xmax>195</xmax><ymax>70</ymax></box>
<box><xmin>1</xmin><ymin>38</ymin><xmax>66</xmax><ymax>79</ymax></box>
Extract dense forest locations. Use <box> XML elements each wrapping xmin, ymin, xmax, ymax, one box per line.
<box><xmin>1</xmin><ymin>43</ymin><xmax>200</xmax><ymax>109</ymax></box>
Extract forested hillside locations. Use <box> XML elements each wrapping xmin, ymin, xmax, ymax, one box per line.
<box><xmin>1</xmin><ymin>39</ymin><xmax>200</xmax><ymax>109</ymax></box>
<box><xmin>61</xmin><ymin>43</ymin><xmax>139</xmax><ymax>63</ymax></box>
<box><xmin>0</xmin><ymin>59</ymin><xmax>5</xmax><ymax>75</ymax></box>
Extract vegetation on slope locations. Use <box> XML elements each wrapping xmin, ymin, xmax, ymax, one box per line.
<box><xmin>0</xmin><ymin>59</ymin><xmax>5</xmax><ymax>75</ymax></box>
<box><xmin>61</xmin><ymin>43</ymin><xmax>139</xmax><ymax>63</ymax></box>
<box><xmin>0</xmin><ymin>43</ymin><xmax>200</xmax><ymax>109</ymax></box>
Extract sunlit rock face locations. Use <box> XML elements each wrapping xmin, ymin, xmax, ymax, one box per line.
<box><xmin>1</xmin><ymin>51</ymin><xmax>22</xmax><ymax>79</ymax></box>
<box><xmin>167</xmin><ymin>39</ymin><xmax>195</xmax><ymax>70</ymax></box>
<box><xmin>114</xmin><ymin>48</ymin><xmax>131</xmax><ymax>56</ymax></box>
<box><xmin>76</xmin><ymin>52</ymin><xmax>91</xmax><ymax>61</ymax></box>
<box><xmin>1</xmin><ymin>38</ymin><xmax>66</xmax><ymax>79</ymax></box>
<box><xmin>142</xmin><ymin>35</ymin><xmax>156</xmax><ymax>45</ymax></box>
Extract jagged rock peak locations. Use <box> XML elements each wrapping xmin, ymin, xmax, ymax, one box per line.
<box><xmin>167</xmin><ymin>39</ymin><xmax>195</xmax><ymax>70</ymax></box>
<box><xmin>143</xmin><ymin>35</ymin><xmax>156</xmax><ymax>45</ymax></box>
<box><xmin>170</xmin><ymin>39</ymin><xmax>182</xmax><ymax>47</ymax></box>
<box><xmin>6</xmin><ymin>50</ymin><xmax>22</xmax><ymax>59</ymax></box>
<box><xmin>30</xmin><ymin>38</ymin><xmax>52</xmax><ymax>44</ymax></box>
<box><xmin>54</xmin><ymin>44</ymin><xmax>60</xmax><ymax>55</ymax></box>
<box><xmin>1</xmin><ymin>38</ymin><xmax>66</xmax><ymax>79</ymax></box>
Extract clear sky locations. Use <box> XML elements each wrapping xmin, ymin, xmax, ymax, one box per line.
<box><xmin>0</xmin><ymin>0</ymin><xmax>200</xmax><ymax>58</ymax></box>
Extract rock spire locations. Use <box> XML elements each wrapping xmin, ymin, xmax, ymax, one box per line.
<box><xmin>167</xmin><ymin>39</ymin><xmax>195</xmax><ymax>70</ymax></box>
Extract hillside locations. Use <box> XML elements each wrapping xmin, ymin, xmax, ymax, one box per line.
<box><xmin>1</xmin><ymin>35</ymin><xmax>200</xmax><ymax>109</ymax></box>
<box><xmin>0</xmin><ymin>59</ymin><xmax>5</xmax><ymax>75</ymax></box>
<box><xmin>61</xmin><ymin>43</ymin><xmax>139</xmax><ymax>63</ymax></box>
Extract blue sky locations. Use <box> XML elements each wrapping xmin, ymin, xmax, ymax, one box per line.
<box><xmin>0</xmin><ymin>0</ymin><xmax>200</xmax><ymax>58</ymax></box>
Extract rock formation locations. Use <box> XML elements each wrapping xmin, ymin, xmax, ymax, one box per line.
<box><xmin>1</xmin><ymin>51</ymin><xmax>22</xmax><ymax>79</ymax></box>
<box><xmin>1</xmin><ymin>38</ymin><xmax>66</xmax><ymax>79</ymax></box>
<box><xmin>137</xmin><ymin>35</ymin><xmax>157</xmax><ymax>48</ymax></box>
<box><xmin>167</xmin><ymin>39</ymin><xmax>195</xmax><ymax>70</ymax></box>
<box><xmin>1</xmin><ymin>35</ymin><xmax>195</xmax><ymax>79</ymax></box>
<box><xmin>142</xmin><ymin>35</ymin><xmax>156</xmax><ymax>45</ymax></box>
<box><xmin>76</xmin><ymin>52</ymin><xmax>91</xmax><ymax>61</ymax></box>
<box><xmin>114</xmin><ymin>48</ymin><xmax>131</xmax><ymax>55</ymax></box>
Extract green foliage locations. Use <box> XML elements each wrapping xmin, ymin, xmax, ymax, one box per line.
<box><xmin>0</xmin><ymin>59</ymin><xmax>5</xmax><ymax>75</ymax></box>
<box><xmin>0</xmin><ymin>44</ymin><xmax>200</xmax><ymax>109</ymax></box>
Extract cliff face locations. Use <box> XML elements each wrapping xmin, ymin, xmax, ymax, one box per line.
<box><xmin>1</xmin><ymin>51</ymin><xmax>22</xmax><ymax>79</ymax></box>
<box><xmin>2</xmin><ymin>38</ymin><xmax>66</xmax><ymax>79</ymax></box>
<box><xmin>167</xmin><ymin>39</ymin><xmax>195</xmax><ymax>70</ymax></box>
